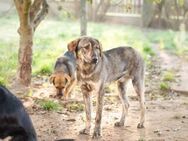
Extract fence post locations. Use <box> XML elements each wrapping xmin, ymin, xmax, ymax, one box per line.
<box><xmin>80</xmin><ymin>0</ymin><xmax>87</xmax><ymax>36</ymax></box>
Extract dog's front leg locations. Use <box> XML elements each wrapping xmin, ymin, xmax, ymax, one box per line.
<box><xmin>92</xmin><ymin>86</ymin><xmax>104</xmax><ymax>138</ymax></box>
<box><xmin>63</xmin><ymin>79</ymin><xmax>77</xmax><ymax>100</ymax></box>
<box><xmin>79</xmin><ymin>84</ymin><xmax>92</xmax><ymax>135</ymax></box>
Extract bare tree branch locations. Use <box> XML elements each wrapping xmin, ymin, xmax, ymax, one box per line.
<box><xmin>95</xmin><ymin>0</ymin><xmax>104</xmax><ymax>14</ymax></box>
<box><xmin>97</xmin><ymin>0</ymin><xmax>111</xmax><ymax>21</ymax></box>
<box><xmin>111</xmin><ymin>0</ymin><xmax>124</xmax><ymax>6</ymax></box>
<box><xmin>30</xmin><ymin>0</ymin><xmax>43</xmax><ymax>22</ymax></box>
<box><xmin>14</xmin><ymin>0</ymin><xmax>23</xmax><ymax>21</ymax></box>
<box><xmin>14</xmin><ymin>0</ymin><xmax>31</xmax><ymax>26</ymax></box>
<box><xmin>14</xmin><ymin>0</ymin><xmax>31</xmax><ymax>34</ymax></box>
<box><xmin>22</xmin><ymin>0</ymin><xmax>32</xmax><ymax>27</ymax></box>
<box><xmin>33</xmin><ymin>0</ymin><xmax>49</xmax><ymax>31</ymax></box>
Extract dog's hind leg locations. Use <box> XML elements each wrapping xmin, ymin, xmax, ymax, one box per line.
<box><xmin>114</xmin><ymin>80</ymin><xmax>130</xmax><ymax>127</ymax></box>
<box><xmin>132</xmin><ymin>76</ymin><xmax>145</xmax><ymax>128</ymax></box>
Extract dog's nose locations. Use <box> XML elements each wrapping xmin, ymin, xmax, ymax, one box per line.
<box><xmin>57</xmin><ymin>88</ymin><xmax>63</xmax><ymax>95</ymax></box>
<box><xmin>92</xmin><ymin>58</ymin><xmax>98</xmax><ymax>64</ymax></box>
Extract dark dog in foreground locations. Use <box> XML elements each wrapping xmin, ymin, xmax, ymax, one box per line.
<box><xmin>0</xmin><ymin>86</ymin><xmax>37</xmax><ymax>141</ymax></box>
<box><xmin>50</xmin><ymin>51</ymin><xmax>77</xmax><ymax>99</ymax></box>
<box><xmin>68</xmin><ymin>36</ymin><xmax>145</xmax><ymax>138</ymax></box>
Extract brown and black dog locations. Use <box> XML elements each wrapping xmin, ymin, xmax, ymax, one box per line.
<box><xmin>50</xmin><ymin>51</ymin><xmax>76</xmax><ymax>100</ymax></box>
<box><xmin>68</xmin><ymin>36</ymin><xmax>145</xmax><ymax>138</ymax></box>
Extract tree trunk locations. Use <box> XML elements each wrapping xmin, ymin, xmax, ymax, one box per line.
<box><xmin>14</xmin><ymin>0</ymin><xmax>48</xmax><ymax>87</ymax></box>
<box><xmin>17</xmin><ymin>27</ymin><xmax>33</xmax><ymax>86</ymax></box>
<box><xmin>97</xmin><ymin>0</ymin><xmax>111</xmax><ymax>21</ymax></box>
<box><xmin>80</xmin><ymin>0</ymin><xmax>87</xmax><ymax>36</ymax></box>
<box><xmin>142</xmin><ymin>0</ymin><xmax>154</xmax><ymax>27</ymax></box>
<box><xmin>92</xmin><ymin>0</ymin><xmax>97</xmax><ymax>21</ymax></box>
<box><xmin>74</xmin><ymin>0</ymin><xmax>80</xmax><ymax>18</ymax></box>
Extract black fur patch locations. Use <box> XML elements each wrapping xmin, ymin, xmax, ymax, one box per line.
<box><xmin>0</xmin><ymin>86</ymin><xmax>37</xmax><ymax>141</ymax></box>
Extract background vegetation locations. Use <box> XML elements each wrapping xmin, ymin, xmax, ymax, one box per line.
<box><xmin>0</xmin><ymin>14</ymin><xmax>188</xmax><ymax>86</ymax></box>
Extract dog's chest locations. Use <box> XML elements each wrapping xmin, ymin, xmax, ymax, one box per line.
<box><xmin>80</xmin><ymin>79</ymin><xmax>101</xmax><ymax>93</ymax></box>
<box><xmin>77</xmin><ymin>69</ymin><xmax>100</xmax><ymax>82</ymax></box>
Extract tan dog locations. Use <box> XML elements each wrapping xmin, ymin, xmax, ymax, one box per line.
<box><xmin>50</xmin><ymin>51</ymin><xmax>76</xmax><ymax>99</ymax></box>
<box><xmin>68</xmin><ymin>36</ymin><xmax>145</xmax><ymax>138</ymax></box>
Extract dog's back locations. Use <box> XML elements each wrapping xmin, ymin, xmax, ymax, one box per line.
<box><xmin>54</xmin><ymin>51</ymin><xmax>76</xmax><ymax>74</ymax></box>
<box><xmin>0</xmin><ymin>86</ymin><xmax>37</xmax><ymax>141</ymax></box>
<box><xmin>103</xmin><ymin>47</ymin><xmax>144</xmax><ymax>82</ymax></box>
<box><xmin>64</xmin><ymin>51</ymin><xmax>76</xmax><ymax>64</ymax></box>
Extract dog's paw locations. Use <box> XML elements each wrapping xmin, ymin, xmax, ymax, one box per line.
<box><xmin>137</xmin><ymin>123</ymin><xmax>144</xmax><ymax>129</ymax></box>
<box><xmin>114</xmin><ymin>121</ymin><xmax>124</xmax><ymax>127</ymax></box>
<box><xmin>92</xmin><ymin>128</ymin><xmax>101</xmax><ymax>139</ymax></box>
<box><xmin>79</xmin><ymin>128</ymin><xmax>90</xmax><ymax>135</ymax></box>
<box><xmin>62</xmin><ymin>96</ymin><xmax>68</xmax><ymax>101</ymax></box>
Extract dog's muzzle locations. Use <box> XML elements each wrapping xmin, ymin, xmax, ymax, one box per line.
<box><xmin>92</xmin><ymin>57</ymin><xmax>98</xmax><ymax>64</ymax></box>
<box><xmin>56</xmin><ymin>88</ymin><xmax>64</xmax><ymax>96</ymax></box>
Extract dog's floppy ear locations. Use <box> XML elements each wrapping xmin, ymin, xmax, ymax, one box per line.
<box><xmin>49</xmin><ymin>74</ymin><xmax>56</xmax><ymax>84</ymax></box>
<box><xmin>67</xmin><ymin>38</ymin><xmax>80</xmax><ymax>52</ymax></box>
<box><xmin>95</xmin><ymin>39</ymin><xmax>102</xmax><ymax>57</ymax></box>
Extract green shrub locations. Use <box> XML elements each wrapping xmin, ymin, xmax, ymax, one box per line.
<box><xmin>143</xmin><ymin>45</ymin><xmax>155</xmax><ymax>56</ymax></box>
<box><xmin>163</xmin><ymin>71</ymin><xmax>175</xmax><ymax>81</ymax></box>
<box><xmin>34</xmin><ymin>64</ymin><xmax>52</xmax><ymax>75</ymax></box>
<box><xmin>66</xmin><ymin>102</ymin><xmax>84</xmax><ymax>112</ymax></box>
<box><xmin>0</xmin><ymin>41</ymin><xmax>17</xmax><ymax>85</ymax></box>
<box><xmin>0</xmin><ymin>77</ymin><xmax>7</xmax><ymax>86</ymax></box>
<box><xmin>39</xmin><ymin>100</ymin><xmax>61</xmax><ymax>111</ymax></box>
<box><xmin>160</xmin><ymin>82</ymin><xmax>170</xmax><ymax>90</ymax></box>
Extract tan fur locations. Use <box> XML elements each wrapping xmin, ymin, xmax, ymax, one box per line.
<box><xmin>50</xmin><ymin>51</ymin><xmax>77</xmax><ymax>100</ymax></box>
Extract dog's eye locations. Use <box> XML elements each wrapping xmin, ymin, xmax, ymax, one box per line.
<box><xmin>81</xmin><ymin>46</ymin><xmax>89</xmax><ymax>54</ymax></box>
<box><xmin>94</xmin><ymin>45</ymin><xmax>100</xmax><ymax>49</ymax></box>
<box><xmin>84</xmin><ymin>45</ymin><xmax>90</xmax><ymax>50</ymax></box>
<box><xmin>56</xmin><ymin>86</ymin><xmax>64</xmax><ymax>89</ymax></box>
<box><xmin>81</xmin><ymin>48</ymin><xmax>86</xmax><ymax>54</ymax></box>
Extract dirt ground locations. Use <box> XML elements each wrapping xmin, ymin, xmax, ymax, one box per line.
<box><xmin>30</xmin><ymin>89</ymin><xmax>188</xmax><ymax>141</ymax></box>
<box><xmin>10</xmin><ymin>50</ymin><xmax>188</xmax><ymax>141</ymax></box>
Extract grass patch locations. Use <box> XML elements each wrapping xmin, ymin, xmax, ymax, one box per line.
<box><xmin>146</xmin><ymin>28</ymin><xmax>188</xmax><ymax>56</ymax></box>
<box><xmin>138</xmin><ymin>138</ymin><xmax>145</xmax><ymax>141</ymax></box>
<box><xmin>105</xmin><ymin>96</ymin><xmax>117</xmax><ymax>104</ymax></box>
<box><xmin>66</xmin><ymin>102</ymin><xmax>84</xmax><ymax>112</ymax></box>
<box><xmin>104</xmin><ymin>86</ymin><xmax>112</xmax><ymax>93</ymax></box>
<box><xmin>143</xmin><ymin>45</ymin><xmax>155</xmax><ymax>56</ymax></box>
<box><xmin>0</xmin><ymin>41</ymin><xmax>18</xmax><ymax>86</ymax></box>
<box><xmin>160</xmin><ymin>82</ymin><xmax>170</xmax><ymax>90</ymax></box>
<box><xmin>146</xmin><ymin>29</ymin><xmax>177</xmax><ymax>50</ymax></box>
<box><xmin>0</xmin><ymin>77</ymin><xmax>7</xmax><ymax>86</ymax></box>
<box><xmin>39</xmin><ymin>100</ymin><xmax>61</xmax><ymax>111</ymax></box>
<box><xmin>34</xmin><ymin>64</ymin><xmax>53</xmax><ymax>75</ymax></box>
<box><xmin>162</xmin><ymin>71</ymin><xmax>175</xmax><ymax>82</ymax></box>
